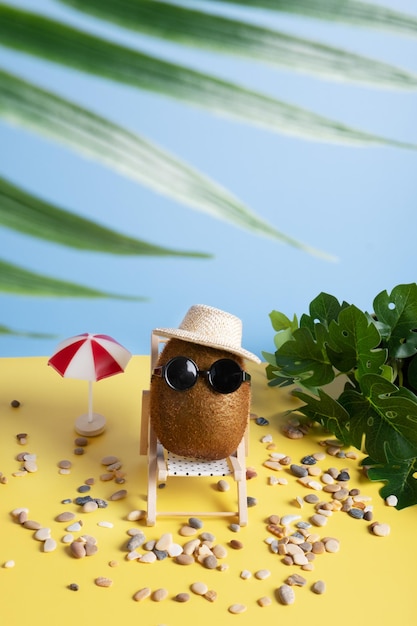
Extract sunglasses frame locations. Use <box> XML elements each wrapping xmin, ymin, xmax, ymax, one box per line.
<box><xmin>152</xmin><ymin>356</ymin><xmax>251</xmax><ymax>394</ymax></box>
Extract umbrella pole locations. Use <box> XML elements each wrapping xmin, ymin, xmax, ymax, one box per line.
<box><xmin>88</xmin><ymin>380</ymin><xmax>93</xmax><ymax>423</ymax></box>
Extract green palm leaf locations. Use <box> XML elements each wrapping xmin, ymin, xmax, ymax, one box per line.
<box><xmin>211</xmin><ymin>0</ymin><xmax>417</xmax><ymax>37</ymax></box>
<box><xmin>0</xmin><ymin>259</ymin><xmax>143</xmax><ymax>299</ymax></box>
<box><xmin>58</xmin><ymin>0</ymin><xmax>417</xmax><ymax>90</ymax></box>
<box><xmin>0</xmin><ymin>176</ymin><xmax>210</xmax><ymax>258</ymax></box>
<box><xmin>0</xmin><ymin>70</ymin><xmax>335</xmax><ymax>259</ymax></box>
<box><xmin>1</xmin><ymin>6</ymin><xmax>415</xmax><ymax>150</ymax></box>
<box><xmin>0</xmin><ymin>324</ymin><xmax>57</xmax><ymax>338</ymax></box>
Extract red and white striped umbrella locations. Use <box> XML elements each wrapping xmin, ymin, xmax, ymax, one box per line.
<box><xmin>48</xmin><ymin>333</ymin><xmax>132</xmax><ymax>435</ymax></box>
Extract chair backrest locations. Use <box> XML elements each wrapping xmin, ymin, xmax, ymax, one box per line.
<box><xmin>150</xmin><ymin>332</ymin><xmax>168</xmax><ymax>371</ymax></box>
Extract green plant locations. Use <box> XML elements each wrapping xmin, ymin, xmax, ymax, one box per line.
<box><xmin>263</xmin><ymin>283</ymin><xmax>417</xmax><ymax>510</ymax></box>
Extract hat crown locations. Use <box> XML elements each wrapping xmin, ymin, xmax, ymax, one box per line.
<box><xmin>153</xmin><ymin>304</ymin><xmax>261</xmax><ymax>363</ymax></box>
<box><xmin>179</xmin><ymin>305</ymin><xmax>242</xmax><ymax>350</ymax></box>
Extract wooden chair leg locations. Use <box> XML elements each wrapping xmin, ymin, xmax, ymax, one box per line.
<box><xmin>236</xmin><ymin>437</ymin><xmax>248</xmax><ymax>526</ymax></box>
<box><xmin>147</xmin><ymin>425</ymin><xmax>158</xmax><ymax>526</ymax></box>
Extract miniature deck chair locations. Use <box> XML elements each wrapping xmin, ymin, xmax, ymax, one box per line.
<box><xmin>140</xmin><ymin>332</ymin><xmax>248</xmax><ymax>527</ymax></box>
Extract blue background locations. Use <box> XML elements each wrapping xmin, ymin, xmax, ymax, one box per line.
<box><xmin>1</xmin><ymin>0</ymin><xmax>416</xmax><ymax>360</ymax></box>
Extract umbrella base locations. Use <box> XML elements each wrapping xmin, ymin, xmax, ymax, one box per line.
<box><xmin>75</xmin><ymin>413</ymin><xmax>106</xmax><ymax>437</ymax></box>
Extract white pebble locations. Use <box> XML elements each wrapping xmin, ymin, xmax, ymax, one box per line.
<box><xmin>97</xmin><ymin>521</ymin><xmax>113</xmax><ymax>528</ymax></box>
<box><xmin>385</xmin><ymin>494</ymin><xmax>398</xmax><ymax>507</ymax></box>
<box><xmin>167</xmin><ymin>543</ymin><xmax>183</xmax><ymax>557</ymax></box>
<box><xmin>66</xmin><ymin>522</ymin><xmax>82</xmax><ymax>532</ymax></box>
<box><xmin>34</xmin><ymin>527</ymin><xmax>51</xmax><ymax>541</ymax></box>
<box><xmin>62</xmin><ymin>534</ymin><xmax>74</xmax><ymax>544</ymax></box>
<box><xmin>261</xmin><ymin>434</ymin><xmax>273</xmax><ymax>443</ymax></box>
<box><xmin>3</xmin><ymin>560</ymin><xmax>15</xmax><ymax>568</ymax></box>
<box><xmin>240</xmin><ymin>569</ymin><xmax>252</xmax><ymax>579</ymax></box>
<box><xmin>281</xmin><ymin>514</ymin><xmax>301</xmax><ymax>526</ymax></box>
<box><xmin>43</xmin><ymin>538</ymin><xmax>57</xmax><ymax>552</ymax></box>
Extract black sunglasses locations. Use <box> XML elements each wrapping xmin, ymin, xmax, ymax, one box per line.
<box><xmin>152</xmin><ymin>356</ymin><xmax>251</xmax><ymax>394</ymax></box>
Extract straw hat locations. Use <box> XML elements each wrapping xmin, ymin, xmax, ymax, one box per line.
<box><xmin>153</xmin><ymin>304</ymin><xmax>261</xmax><ymax>363</ymax></box>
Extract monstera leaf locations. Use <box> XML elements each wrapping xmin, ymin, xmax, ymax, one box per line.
<box><xmin>340</xmin><ymin>374</ymin><xmax>417</xmax><ymax>462</ymax></box>
<box><xmin>293</xmin><ymin>387</ymin><xmax>352</xmax><ymax>444</ymax></box>
<box><xmin>363</xmin><ymin>456</ymin><xmax>417</xmax><ymax>510</ymax></box>
<box><xmin>373</xmin><ymin>284</ymin><xmax>417</xmax><ymax>358</ymax></box>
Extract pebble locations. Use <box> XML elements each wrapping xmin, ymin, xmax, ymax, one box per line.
<box><xmin>34</xmin><ymin>527</ymin><xmax>51</xmax><ymax>541</ymax></box>
<box><xmin>281</xmin><ymin>514</ymin><xmax>301</xmax><ymax>526</ymax></box>
<box><xmin>228</xmin><ymin>604</ymin><xmax>247</xmax><ymax>614</ymax></box>
<box><xmin>167</xmin><ymin>543</ymin><xmax>183</xmax><ymax>558</ymax></box>
<box><xmin>179</xmin><ymin>525</ymin><xmax>197</xmax><ymax>537</ymax></box>
<box><xmin>58</xmin><ymin>460</ymin><xmax>72</xmax><ymax>470</ymax></box>
<box><xmin>247</xmin><ymin>496</ymin><xmax>257</xmax><ymax>507</ymax></box>
<box><xmin>77</xmin><ymin>484</ymin><xmax>90</xmax><ymax>493</ymax></box>
<box><xmin>312</xmin><ymin>580</ymin><xmax>326</xmax><ymax>594</ymax></box>
<box><xmin>83</xmin><ymin>500</ymin><xmax>98</xmax><ymax>513</ymax></box>
<box><xmin>109</xmin><ymin>489</ymin><xmax>127</xmax><ymax>501</ymax></box>
<box><xmin>95</xmin><ymin>577</ymin><xmax>113</xmax><ymax>588</ymax></box>
<box><xmin>229</xmin><ymin>539</ymin><xmax>243</xmax><ymax>550</ymax></box>
<box><xmin>174</xmin><ymin>593</ymin><xmax>190</xmax><ymax>603</ymax></box>
<box><xmin>70</xmin><ymin>541</ymin><xmax>86</xmax><ymax>558</ymax></box>
<box><xmin>277</xmin><ymin>584</ymin><xmax>295</xmax><ymax>605</ymax></box>
<box><xmin>140</xmin><ymin>552</ymin><xmax>157</xmax><ymax>563</ymax></box>
<box><xmin>203</xmin><ymin>555</ymin><xmax>218</xmax><ymax>569</ymax></box>
<box><xmin>371</xmin><ymin>522</ymin><xmax>391</xmax><ymax>537</ymax></box>
<box><xmin>133</xmin><ymin>587</ymin><xmax>151</xmax><ymax>602</ymax></box>
<box><xmin>217</xmin><ymin>479</ymin><xmax>230</xmax><ymax>492</ymax></box>
<box><xmin>55</xmin><ymin>512</ymin><xmax>76</xmax><ymax>523</ymax></box>
<box><xmin>240</xmin><ymin>569</ymin><xmax>252</xmax><ymax>579</ymax></box>
<box><xmin>68</xmin><ymin>583</ymin><xmax>79</xmax><ymax>591</ymax></box>
<box><xmin>204</xmin><ymin>590</ymin><xmax>217</xmax><ymax>602</ymax></box>
<box><xmin>190</xmin><ymin>581</ymin><xmax>208</xmax><ymax>595</ymax></box>
<box><xmin>101</xmin><ymin>455</ymin><xmax>119</xmax><ymax>466</ymax></box>
<box><xmin>74</xmin><ymin>437</ymin><xmax>88</xmax><ymax>447</ymax></box>
<box><xmin>127</xmin><ymin>533</ymin><xmax>146</xmax><ymax>551</ymax></box>
<box><xmin>385</xmin><ymin>495</ymin><xmax>398</xmax><ymax>507</ymax></box>
<box><xmin>97</xmin><ymin>521</ymin><xmax>113</xmax><ymax>528</ymax></box>
<box><xmin>304</xmin><ymin>494</ymin><xmax>320</xmax><ymax>504</ymax></box>
<box><xmin>229</xmin><ymin>523</ymin><xmax>240</xmax><ymax>533</ymax></box>
<box><xmin>257</xmin><ymin>596</ymin><xmax>272</xmax><ymax>607</ymax></box>
<box><xmin>11</xmin><ymin>399</ymin><xmax>20</xmax><ymax>408</ymax></box>
<box><xmin>212</xmin><ymin>544</ymin><xmax>227</xmax><ymax>559</ymax></box>
<box><xmin>155</xmin><ymin>533</ymin><xmax>173</xmax><ymax>551</ymax></box>
<box><xmin>301</xmin><ymin>455</ymin><xmax>317</xmax><ymax>465</ymax></box>
<box><xmin>74</xmin><ymin>496</ymin><xmax>93</xmax><ymax>506</ymax></box>
<box><xmin>255</xmin><ymin>417</ymin><xmax>269</xmax><ymax>425</ymax></box>
<box><xmin>43</xmin><ymin>538</ymin><xmax>57</xmax><ymax>552</ymax></box>
<box><xmin>286</xmin><ymin>573</ymin><xmax>307</xmax><ymax>587</ymax></box>
<box><xmin>67</xmin><ymin>522</ymin><xmax>82</xmax><ymax>532</ymax></box>
<box><xmin>62</xmin><ymin>534</ymin><xmax>73</xmax><ymax>544</ymax></box>
<box><xmin>324</xmin><ymin>538</ymin><xmax>340</xmax><ymax>553</ymax></box>
<box><xmin>200</xmin><ymin>532</ymin><xmax>214</xmax><ymax>542</ymax></box>
<box><xmin>348</xmin><ymin>508</ymin><xmax>364</xmax><ymax>520</ymax></box>
<box><xmin>23</xmin><ymin>520</ymin><xmax>42</xmax><ymax>530</ymax></box>
<box><xmin>255</xmin><ymin>569</ymin><xmax>270</xmax><ymax>580</ymax></box>
<box><xmin>310</xmin><ymin>514</ymin><xmax>328</xmax><ymax>527</ymax></box>
<box><xmin>3</xmin><ymin>560</ymin><xmax>15</xmax><ymax>568</ymax></box>
<box><xmin>94</xmin><ymin>498</ymin><xmax>108</xmax><ymax>508</ymax></box>
<box><xmin>126</xmin><ymin>510</ymin><xmax>146</xmax><ymax>522</ymax></box>
<box><xmin>152</xmin><ymin>588</ymin><xmax>168</xmax><ymax>602</ymax></box>
<box><xmin>290</xmin><ymin>464</ymin><xmax>308</xmax><ymax>478</ymax></box>
<box><xmin>176</xmin><ymin>554</ymin><xmax>194</xmax><ymax>565</ymax></box>
<box><xmin>188</xmin><ymin>517</ymin><xmax>203</xmax><ymax>530</ymax></box>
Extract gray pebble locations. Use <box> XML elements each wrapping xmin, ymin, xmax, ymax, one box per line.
<box><xmin>247</xmin><ymin>496</ymin><xmax>257</xmax><ymax>507</ymax></box>
<box><xmin>290</xmin><ymin>464</ymin><xmax>308</xmax><ymax>478</ymax></box>
<box><xmin>153</xmin><ymin>549</ymin><xmax>168</xmax><ymax>560</ymax></box>
<box><xmin>94</xmin><ymin>498</ymin><xmax>108</xmax><ymax>508</ymax></box>
<box><xmin>77</xmin><ymin>485</ymin><xmax>91</xmax><ymax>493</ymax></box>
<box><xmin>127</xmin><ymin>533</ymin><xmax>146</xmax><ymax>551</ymax></box>
<box><xmin>188</xmin><ymin>517</ymin><xmax>203</xmax><ymax>530</ymax></box>
<box><xmin>348</xmin><ymin>508</ymin><xmax>364</xmax><ymax>520</ymax></box>
<box><xmin>74</xmin><ymin>496</ymin><xmax>93</xmax><ymax>506</ymax></box>
<box><xmin>300</xmin><ymin>455</ymin><xmax>317</xmax><ymax>465</ymax></box>
<box><xmin>255</xmin><ymin>417</ymin><xmax>269</xmax><ymax>426</ymax></box>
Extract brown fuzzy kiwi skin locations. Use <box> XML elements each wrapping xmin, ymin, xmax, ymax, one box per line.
<box><xmin>150</xmin><ymin>338</ymin><xmax>251</xmax><ymax>460</ymax></box>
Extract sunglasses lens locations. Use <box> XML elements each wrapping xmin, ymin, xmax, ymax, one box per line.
<box><xmin>210</xmin><ymin>359</ymin><xmax>243</xmax><ymax>394</ymax></box>
<box><xmin>165</xmin><ymin>357</ymin><xmax>197</xmax><ymax>390</ymax></box>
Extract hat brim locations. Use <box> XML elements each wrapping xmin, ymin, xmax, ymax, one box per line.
<box><xmin>153</xmin><ymin>328</ymin><xmax>261</xmax><ymax>364</ymax></box>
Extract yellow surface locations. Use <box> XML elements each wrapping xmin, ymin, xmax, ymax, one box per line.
<box><xmin>0</xmin><ymin>356</ymin><xmax>415</xmax><ymax>625</ymax></box>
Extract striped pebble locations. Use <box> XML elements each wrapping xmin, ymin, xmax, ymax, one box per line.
<box><xmin>95</xmin><ymin>577</ymin><xmax>113</xmax><ymax>587</ymax></box>
<box><xmin>277</xmin><ymin>584</ymin><xmax>295</xmax><ymax>605</ymax></box>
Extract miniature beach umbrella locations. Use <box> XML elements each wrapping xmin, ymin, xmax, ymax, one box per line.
<box><xmin>48</xmin><ymin>333</ymin><xmax>132</xmax><ymax>436</ymax></box>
